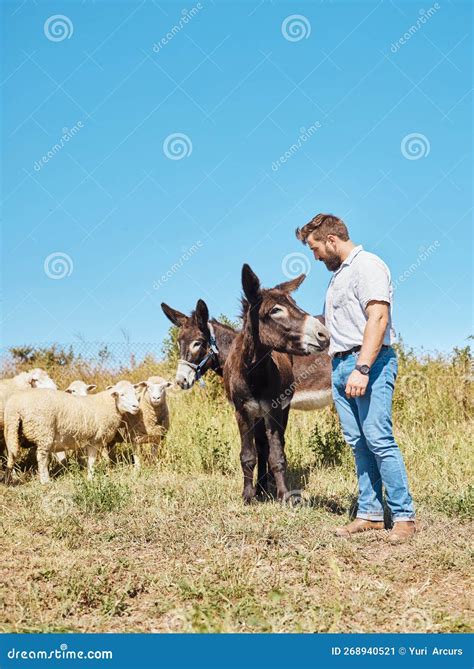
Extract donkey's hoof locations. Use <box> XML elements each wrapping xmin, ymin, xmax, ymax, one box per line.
<box><xmin>277</xmin><ymin>490</ymin><xmax>292</xmax><ymax>504</ymax></box>
<box><xmin>243</xmin><ymin>487</ymin><xmax>257</xmax><ymax>505</ymax></box>
<box><xmin>255</xmin><ymin>487</ymin><xmax>270</xmax><ymax>502</ymax></box>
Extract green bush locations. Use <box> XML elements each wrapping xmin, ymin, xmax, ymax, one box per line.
<box><xmin>72</xmin><ymin>470</ymin><xmax>131</xmax><ymax>514</ymax></box>
<box><xmin>306</xmin><ymin>412</ymin><xmax>346</xmax><ymax>468</ymax></box>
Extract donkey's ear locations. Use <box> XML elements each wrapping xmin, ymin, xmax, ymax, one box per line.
<box><xmin>242</xmin><ymin>264</ymin><xmax>261</xmax><ymax>304</ymax></box>
<box><xmin>161</xmin><ymin>303</ymin><xmax>187</xmax><ymax>327</ymax></box>
<box><xmin>195</xmin><ymin>299</ymin><xmax>210</xmax><ymax>333</ymax></box>
<box><xmin>275</xmin><ymin>273</ymin><xmax>306</xmax><ymax>293</ymax></box>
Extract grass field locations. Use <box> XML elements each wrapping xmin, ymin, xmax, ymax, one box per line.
<box><xmin>0</xmin><ymin>344</ymin><xmax>473</xmax><ymax>633</ymax></box>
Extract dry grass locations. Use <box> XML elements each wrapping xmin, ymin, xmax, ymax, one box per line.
<box><xmin>0</xmin><ymin>344</ymin><xmax>473</xmax><ymax>633</ymax></box>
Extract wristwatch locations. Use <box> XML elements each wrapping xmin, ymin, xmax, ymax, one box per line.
<box><xmin>355</xmin><ymin>364</ymin><xmax>370</xmax><ymax>376</ymax></box>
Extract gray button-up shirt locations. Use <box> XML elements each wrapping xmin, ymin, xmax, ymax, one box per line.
<box><xmin>324</xmin><ymin>245</ymin><xmax>396</xmax><ymax>357</ymax></box>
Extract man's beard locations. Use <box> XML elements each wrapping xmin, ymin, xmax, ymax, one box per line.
<box><xmin>322</xmin><ymin>250</ymin><xmax>342</xmax><ymax>271</ymax></box>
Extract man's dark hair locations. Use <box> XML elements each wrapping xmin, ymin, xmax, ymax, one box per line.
<box><xmin>295</xmin><ymin>213</ymin><xmax>349</xmax><ymax>244</ymax></box>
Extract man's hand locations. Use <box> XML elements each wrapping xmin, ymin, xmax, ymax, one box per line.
<box><xmin>345</xmin><ymin>369</ymin><xmax>369</xmax><ymax>398</ymax></box>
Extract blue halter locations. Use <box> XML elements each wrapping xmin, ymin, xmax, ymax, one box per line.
<box><xmin>178</xmin><ymin>323</ymin><xmax>219</xmax><ymax>382</ymax></box>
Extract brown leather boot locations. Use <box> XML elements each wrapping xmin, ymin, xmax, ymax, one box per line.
<box><xmin>335</xmin><ymin>518</ymin><xmax>384</xmax><ymax>538</ymax></box>
<box><xmin>387</xmin><ymin>521</ymin><xmax>416</xmax><ymax>543</ymax></box>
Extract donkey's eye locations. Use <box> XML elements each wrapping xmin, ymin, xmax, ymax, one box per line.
<box><xmin>191</xmin><ymin>340</ymin><xmax>204</xmax><ymax>350</ymax></box>
<box><xmin>270</xmin><ymin>306</ymin><xmax>284</xmax><ymax>316</ymax></box>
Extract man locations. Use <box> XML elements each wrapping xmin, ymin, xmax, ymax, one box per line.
<box><xmin>296</xmin><ymin>213</ymin><xmax>416</xmax><ymax>543</ymax></box>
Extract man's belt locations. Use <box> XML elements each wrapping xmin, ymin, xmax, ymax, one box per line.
<box><xmin>333</xmin><ymin>345</ymin><xmax>390</xmax><ymax>359</ymax></box>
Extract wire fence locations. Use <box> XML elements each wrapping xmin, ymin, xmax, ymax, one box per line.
<box><xmin>0</xmin><ymin>342</ymin><xmax>173</xmax><ymax>389</ymax></box>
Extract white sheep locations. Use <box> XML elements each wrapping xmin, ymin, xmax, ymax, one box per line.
<box><xmin>0</xmin><ymin>369</ymin><xmax>57</xmax><ymax>465</ymax></box>
<box><xmin>4</xmin><ymin>380</ymin><xmax>141</xmax><ymax>484</ymax></box>
<box><xmin>54</xmin><ymin>380</ymin><xmax>98</xmax><ymax>465</ymax></box>
<box><xmin>116</xmin><ymin>375</ymin><xmax>172</xmax><ymax>469</ymax></box>
<box><xmin>65</xmin><ymin>380</ymin><xmax>97</xmax><ymax>396</ymax></box>
<box><xmin>0</xmin><ymin>369</ymin><xmax>57</xmax><ymax>430</ymax></box>
<box><xmin>4</xmin><ymin>379</ymin><xmax>97</xmax><ymax>469</ymax></box>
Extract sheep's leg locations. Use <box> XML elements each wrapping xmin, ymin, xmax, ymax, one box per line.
<box><xmin>100</xmin><ymin>446</ymin><xmax>111</xmax><ymax>465</ymax></box>
<box><xmin>151</xmin><ymin>438</ymin><xmax>161</xmax><ymax>461</ymax></box>
<box><xmin>87</xmin><ymin>444</ymin><xmax>98</xmax><ymax>480</ymax></box>
<box><xmin>4</xmin><ymin>411</ymin><xmax>21</xmax><ymax>484</ymax></box>
<box><xmin>36</xmin><ymin>447</ymin><xmax>51</xmax><ymax>484</ymax></box>
<box><xmin>5</xmin><ymin>448</ymin><xmax>17</xmax><ymax>485</ymax></box>
<box><xmin>133</xmin><ymin>448</ymin><xmax>141</xmax><ymax>470</ymax></box>
<box><xmin>6</xmin><ymin>447</ymin><xmax>18</xmax><ymax>475</ymax></box>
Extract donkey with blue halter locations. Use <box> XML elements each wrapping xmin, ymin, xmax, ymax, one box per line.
<box><xmin>161</xmin><ymin>300</ymin><xmax>237</xmax><ymax>389</ymax></box>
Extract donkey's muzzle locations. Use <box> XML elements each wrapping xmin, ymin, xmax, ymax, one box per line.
<box><xmin>302</xmin><ymin>315</ymin><xmax>330</xmax><ymax>352</ymax></box>
<box><xmin>176</xmin><ymin>361</ymin><xmax>197</xmax><ymax>390</ymax></box>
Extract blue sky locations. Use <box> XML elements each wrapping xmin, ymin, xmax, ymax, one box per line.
<box><xmin>1</xmin><ymin>0</ymin><xmax>472</xmax><ymax>353</ymax></box>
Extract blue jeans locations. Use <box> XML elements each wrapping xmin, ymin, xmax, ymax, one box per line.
<box><xmin>332</xmin><ymin>347</ymin><xmax>415</xmax><ymax>522</ymax></box>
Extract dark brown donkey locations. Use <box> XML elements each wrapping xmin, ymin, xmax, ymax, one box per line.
<box><xmin>225</xmin><ymin>265</ymin><xmax>329</xmax><ymax>503</ymax></box>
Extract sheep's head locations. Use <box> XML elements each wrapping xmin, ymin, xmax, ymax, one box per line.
<box><xmin>26</xmin><ymin>368</ymin><xmax>57</xmax><ymax>390</ymax></box>
<box><xmin>137</xmin><ymin>376</ymin><xmax>173</xmax><ymax>407</ymax></box>
<box><xmin>107</xmin><ymin>380</ymin><xmax>141</xmax><ymax>415</ymax></box>
<box><xmin>65</xmin><ymin>380</ymin><xmax>97</xmax><ymax>396</ymax></box>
